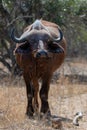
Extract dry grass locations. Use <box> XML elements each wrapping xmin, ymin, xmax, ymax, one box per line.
<box><xmin>0</xmin><ymin>81</ymin><xmax>87</xmax><ymax>130</ymax></box>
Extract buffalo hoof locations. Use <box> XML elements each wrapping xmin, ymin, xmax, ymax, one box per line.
<box><xmin>26</xmin><ymin>111</ymin><xmax>34</xmax><ymax>119</ymax></box>
<box><xmin>40</xmin><ymin>110</ymin><xmax>51</xmax><ymax>120</ymax></box>
<box><xmin>26</xmin><ymin>107</ymin><xmax>34</xmax><ymax>119</ymax></box>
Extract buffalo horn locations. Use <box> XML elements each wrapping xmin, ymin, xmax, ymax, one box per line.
<box><xmin>53</xmin><ymin>29</ymin><xmax>63</xmax><ymax>43</ymax></box>
<box><xmin>11</xmin><ymin>28</ymin><xmax>26</xmax><ymax>43</ymax></box>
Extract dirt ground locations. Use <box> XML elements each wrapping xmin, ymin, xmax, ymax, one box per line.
<box><xmin>0</xmin><ymin>58</ymin><xmax>87</xmax><ymax>130</ymax></box>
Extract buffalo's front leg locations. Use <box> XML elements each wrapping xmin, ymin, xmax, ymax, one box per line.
<box><xmin>32</xmin><ymin>79</ymin><xmax>39</xmax><ymax>113</ymax></box>
<box><xmin>40</xmin><ymin>76</ymin><xmax>51</xmax><ymax>118</ymax></box>
<box><xmin>23</xmin><ymin>74</ymin><xmax>34</xmax><ymax>118</ymax></box>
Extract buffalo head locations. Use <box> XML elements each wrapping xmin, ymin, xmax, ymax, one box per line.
<box><xmin>11</xmin><ymin>20</ymin><xmax>64</xmax><ymax>58</ymax></box>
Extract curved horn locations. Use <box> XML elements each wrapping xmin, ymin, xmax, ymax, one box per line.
<box><xmin>40</xmin><ymin>21</ymin><xmax>63</xmax><ymax>43</ymax></box>
<box><xmin>53</xmin><ymin>29</ymin><xmax>63</xmax><ymax>43</ymax></box>
<box><xmin>11</xmin><ymin>28</ymin><xmax>26</xmax><ymax>43</ymax></box>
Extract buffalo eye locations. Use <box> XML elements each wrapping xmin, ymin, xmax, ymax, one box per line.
<box><xmin>19</xmin><ymin>41</ymin><xmax>30</xmax><ymax>50</ymax></box>
<box><xmin>48</xmin><ymin>41</ymin><xmax>58</xmax><ymax>50</ymax></box>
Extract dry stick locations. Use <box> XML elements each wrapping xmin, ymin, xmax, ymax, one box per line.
<box><xmin>6</xmin><ymin>15</ymin><xmax>33</xmax><ymax>28</ymax></box>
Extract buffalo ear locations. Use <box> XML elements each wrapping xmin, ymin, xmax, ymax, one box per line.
<box><xmin>48</xmin><ymin>41</ymin><xmax>64</xmax><ymax>53</ymax></box>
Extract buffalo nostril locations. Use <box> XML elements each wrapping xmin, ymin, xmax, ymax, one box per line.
<box><xmin>36</xmin><ymin>52</ymin><xmax>41</xmax><ymax>57</ymax></box>
<box><xmin>36</xmin><ymin>51</ymin><xmax>47</xmax><ymax>58</ymax></box>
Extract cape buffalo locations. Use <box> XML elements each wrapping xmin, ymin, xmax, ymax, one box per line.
<box><xmin>11</xmin><ymin>19</ymin><xmax>67</xmax><ymax>118</ymax></box>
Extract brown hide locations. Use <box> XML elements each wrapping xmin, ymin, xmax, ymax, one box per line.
<box><xmin>13</xmin><ymin>20</ymin><xmax>67</xmax><ymax>118</ymax></box>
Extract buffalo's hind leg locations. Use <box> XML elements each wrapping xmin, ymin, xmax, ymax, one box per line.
<box><xmin>40</xmin><ymin>76</ymin><xmax>51</xmax><ymax>118</ymax></box>
<box><xmin>23</xmin><ymin>74</ymin><xmax>34</xmax><ymax>118</ymax></box>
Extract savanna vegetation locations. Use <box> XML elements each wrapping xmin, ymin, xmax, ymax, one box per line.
<box><xmin>0</xmin><ymin>0</ymin><xmax>87</xmax><ymax>75</ymax></box>
<box><xmin>0</xmin><ymin>1</ymin><xmax>87</xmax><ymax>130</ymax></box>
